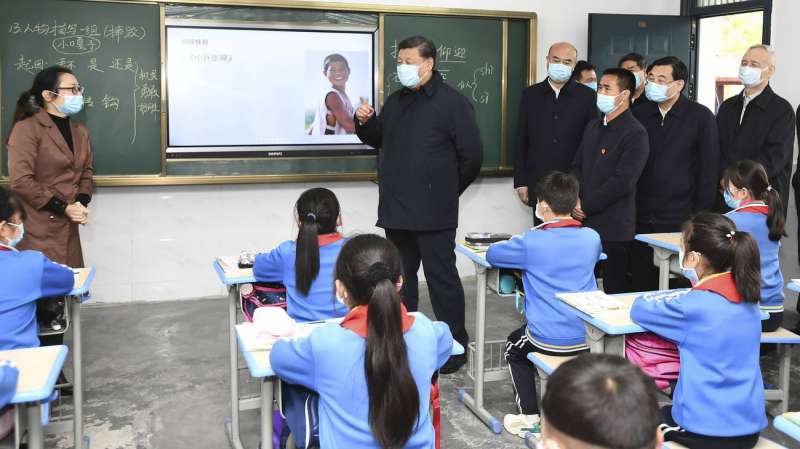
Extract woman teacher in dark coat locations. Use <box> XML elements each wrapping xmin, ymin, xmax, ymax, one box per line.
<box><xmin>7</xmin><ymin>66</ymin><xmax>94</xmax><ymax>268</ymax></box>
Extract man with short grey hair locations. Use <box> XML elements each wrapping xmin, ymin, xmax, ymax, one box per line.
<box><xmin>716</xmin><ymin>44</ymin><xmax>796</xmax><ymax>214</ymax></box>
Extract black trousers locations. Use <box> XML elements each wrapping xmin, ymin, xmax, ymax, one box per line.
<box><xmin>505</xmin><ymin>325</ymin><xmax>585</xmax><ymax>414</ymax></box>
<box><xmin>660</xmin><ymin>406</ymin><xmax>759</xmax><ymax>449</ymax></box>
<box><xmin>630</xmin><ymin>222</ymin><xmax>691</xmax><ymax>292</ymax></box>
<box><xmin>384</xmin><ymin>229</ymin><xmax>469</xmax><ymax>347</ymax></box>
<box><xmin>600</xmin><ymin>241</ymin><xmax>631</xmax><ymax>294</ymax></box>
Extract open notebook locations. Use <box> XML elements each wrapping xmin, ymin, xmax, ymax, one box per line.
<box><xmin>236</xmin><ymin>320</ymin><xmax>332</xmax><ymax>352</ymax></box>
<box><xmin>555</xmin><ymin>291</ymin><xmax>628</xmax><ymax>317</ymax></box>
<box><xmin>217</xmin><ymin>256</ymin><xmax>254</xmax><ymax>279</ymax></box>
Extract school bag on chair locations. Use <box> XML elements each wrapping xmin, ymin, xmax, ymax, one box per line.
<box><xmin>240</xmin><ymin>282</ymin><xmax>288</xmax><ymax>322</ymax></box>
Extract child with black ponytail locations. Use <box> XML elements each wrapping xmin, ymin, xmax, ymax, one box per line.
<box><xmin>253</xmin><ymin>187</ymin><xmax>348</xmax><ymax>322</ymax></box>
<box><xmin>722</xmin><ymin>160</ymin><xmax>786</xmax><ymax>331</ymax></box>
<box><xmin>270</xmin><ymin>234</ymin><xmax>454</xmax><ymax>449</ymax></box>
<box><xmin>631</xmin><ymin>212</ymin><xmax>766</xmax><ymax>449</ymax></box>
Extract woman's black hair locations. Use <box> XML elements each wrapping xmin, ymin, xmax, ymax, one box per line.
<box><xmin>295</xmin><ymin>188</ymin><xmax>340</xmax><ymax>295</ymax></box>
<box><xmin>542</xmin><ymin>354</ymin><xmax>660</xmax><ymax>449</ymax></box>
<box><xmin>682</xmin><ymin>212</ymin><xmax>761</xmax><ymax>302</ymax></box>
<box><xmin>334</xmin><ymin>234</ymin><xmax>419</xmax><ymax>449</ymax></box>
<box><xmin>0</xmin><ymin>187</ymin><xmax>26</xmax><ymax>222</ymax></box>
<box><xmin>570</xmin><ymin>60</ymin><xmax>595</xmax><ymax>82</ymax></box>
<box><xmin>13</xmin><ymin>65</ymin><xmax>73</xmax><ymax>125</ymax></box>
<box><xmin>323</xmin><ymin>54</ymin><xmax>350</xmax><ymax>73</ymax></box>
<box><xmin>722</xmin><ymin>160</ymin><xmax>786</xmax><ymax>242</ymax></box>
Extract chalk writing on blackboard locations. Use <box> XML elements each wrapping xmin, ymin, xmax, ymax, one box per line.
<box><xmin>457</xmin><ymin>62</ymin><xmax>495</xmax><ymax>105</ymax></box>
<box><xmin>8</xmin><ymin>22</ymin><xmax>146</xmax><ymax>42</ymax></box>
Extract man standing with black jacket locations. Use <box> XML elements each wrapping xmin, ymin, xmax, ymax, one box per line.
<box><xmin>513</xmin><ymin>42</ymin><xmax>596</xmax><ymax>222</ymax></box>
<box><xmin>572</xmin><ymin>68</ymin><xmax>649</xmax><ymax>294</ymax></box>
<box><xmin>631</xmin><ymin>57</ymin><xmax>719</xmax><ymax>291</ymax></box>
<box><xmin>354</xmin><ymin>35</ymin><xmax>482</xmax><ymax>373</ymax></box>
<box><xmin>717</xmin><ymin>44</ymin><xmax>795</xmax><ymax>214</ymax></box>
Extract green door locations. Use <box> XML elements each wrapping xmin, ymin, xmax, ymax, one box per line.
<box><xmin>589</xmin><ymin>14</ymin><xmax>693</xmax><ymax>95</ymax></box>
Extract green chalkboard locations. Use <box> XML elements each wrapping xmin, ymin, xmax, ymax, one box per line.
<box><xmin>507</xmin><ymin>18</ymin><xmax>532</xmax><ymax>169</ymax></box>
<box><xmin>0</xmin><ymin>0</ymin><xmax>161</xmax><ymax>176</ymax></box>
<box><xmin>383</xmin><ymin>14</ymin><xmax>504</xmax><ymax>168</ymax></box>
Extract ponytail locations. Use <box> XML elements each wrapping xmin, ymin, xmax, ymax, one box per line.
<box><xmin>683</xmin><ymin>212</ymin><xmax>761</xmax><ymax>303</ymax></box>
<box><xmin>293</xmin><ymin>188</ymin><xmax>340</xmax><ymax>295</ymax></box>
<box><xmin>365</xmin><ymin>278</ymin><xmax>419</xmax><ymax>449</ymax></box>
<box><xmin>764</xmin><ymin>186</ymin><xmax>786</xmax><ymax>242</ymax></box>
<box><xmin>729</xmin><ymin>231</ymin><xmax>761</xmax><ymax>303</ymax></box>
<box><xmin>335</xmin><ymin>234</ymin><xmax>420</xmax><ymax>449</ymax></box>
<box><xmin>295</xmin><ymin>213</ymin><xmax>320</xmax><ymax>295</ymax></box>
<box><xmin>722</xmin><ymin>159</ymin><xmax>786</xmax><ymax>241</ymax></box>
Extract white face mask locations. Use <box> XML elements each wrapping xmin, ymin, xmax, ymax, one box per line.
<box><xmin>678</xmin><ymin>247</ymin><xmax>699</xmax><ymax>284</ymax></box>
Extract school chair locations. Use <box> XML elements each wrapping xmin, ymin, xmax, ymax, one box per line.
<box><xmin>761</xmin><ymin>328</ymin><xmax>800</xmax><ymax>414</ymax></box>
<box><xmin>526</xmin><ymin>353</ymin><xmax>576</xmax><ymax>400</ymax></box>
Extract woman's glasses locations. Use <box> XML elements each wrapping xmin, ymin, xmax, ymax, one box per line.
<box><xmin>55</xmin><ymin>84</ymin><xmax>85</xmax><ymax>95</ymax></box>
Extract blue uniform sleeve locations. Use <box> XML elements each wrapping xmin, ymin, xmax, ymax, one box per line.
<box><xmin>486</xmin><ymin>235</ymin><xmax>527</xmax><ymax>269</ymax></box>
<box><xmin>270</xmin><ymin>336</ymin><xmax>317</xmax><ymax>390</ymax></box>
<box><xmin>40</xmin><ymin>258</ymin><xmax>75</xmax><ymax>298</ymax></box>
<box><xmin>253</xmin><ymin>243</ymin><xmax>288</xmax><ymax>283</ymax></box>
<box><xmin>630</xmin><ymin>293</ymin><xmax>687</xmax><ymax>345</ymax></box>
<box><xmin>0</xmin><ymin>361</ymin><xmax>19</xmax><ymax>407</ymax></box>
<box><xmin>432</xmin><ymin>321</ymin><xmax>455</xmax><ymax>369</ymax></box>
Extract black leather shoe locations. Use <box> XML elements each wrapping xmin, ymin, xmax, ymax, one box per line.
<box><xmin>440</xmin><ymin>354</ymin><xmax>466</xmax><ymax>374</ymax></box>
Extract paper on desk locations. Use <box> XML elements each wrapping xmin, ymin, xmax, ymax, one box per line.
<box><xmin>556</xmin><ymin>291</ymin><xmax>628</xmax><ymax>316</ymax></box>
<box><xmin>236</xmin><ymin>322</ymin><xmax>322</xmax><ymax>352</ymax></box>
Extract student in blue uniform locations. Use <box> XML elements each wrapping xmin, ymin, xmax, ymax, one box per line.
<box><xmin>253</xmin><ymin>187</ymin><xmax>348</xmax><ymax>322</ymax></box>
<box><xmin>631</xmin><ymin>212</ymin><xmax>766</xmax><ymax>449</ymax></box>
<box><xmin>486</xmin><ymin>171</ymin><xmax>602</xmax><ymax>438</ymax></box>
<box><xmin>270</xmin><ymin>234</ymin><xmax>453</xmax><ymax>449</ymax></box>
<box><xmin>722</xmin><ymin>160</ymin><xmax>786</xmax><ymax>331</ymax></box>
<box><xmin>540</xmin><ymin>354</ymin><xmax>663</xmax><ymax>449</ymax></box>
<box><xmin>0</xmin><ymin>187</ymin><xmax>74</xmax><ymax>350</ymax></box>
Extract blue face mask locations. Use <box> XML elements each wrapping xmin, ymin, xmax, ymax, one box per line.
<box><xmin>55</xmin><ymin>94</ymin><xmax>84</xmax><ymax>116</ymax></box>
<box><xmin>645</xmin><ymin>81</ymin><xmax>673</xmax><ymax>103</ymax></box>
<box><xmin>678</xmin><ymin>248</ymin><xmax>699</xmax><ymax>284</ymax></box>
<box><xmin>738</xmin><ymin>66</ymin><xmax>764</xmax><ymax>88</ymax></box>
<box><xmin>582</xmin><ymin>81</ymin><xmax>598</xmax><ymax>91</ymax></box>
<box><xmin>633</xmin><ymin>71</ymin><xmax>643</xmax><ymax>89</ymax></box>
<box><xmin>547</xmin><ymin>63</ymin><xmax>572</xmax><ymax>83</ymax></box>
<box><xmin>5</xmin><ymin>222</ymin><xmax>24</xmax><ymax>248</ymax></box>
<box><xmin>596</xmin><ymin>93</ymin><xmax>619</xmax><ymax>115</ymax></box>
<box><xmin>723</xmin><ymin>190</ymin><xmax>742</xmax><ymax>209</ymax></box>
<box><xmin>397</xmin><ymin>64</ymin><xmax>421</xmax><ymax>88</ymax></box>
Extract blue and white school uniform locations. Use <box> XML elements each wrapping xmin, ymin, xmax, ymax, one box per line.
<box><xmin>0</xmin><ymin>361</ymin><xmax>19</xmax><ymax>408</ymax></box>
<box><xmin>631</xmin><ymin>273</ymin><xmax>767</xmax><ymax>438</ymax></box>
<box><xmin>253</xmin><ymin>233</ymin><xmax>348</xmax><ymax>322</ymax></box>
<box><xmin>270</xmin><ymin>306</ymin><xmax>453</xmax><ymax>449</ymax></box>
<box><xmin>0</xmin><ymin>245</ymin><xmax>74</xmax><ymax>350</ymax></box>
<box><xmin>725</xmin><ymin>201</ymin><xmax>784</xmax><ymax>314</ymax></box>
<box><xmin>486</xmin><ymin>219</ymin><xmax>602</xmax><ymax>351</ymax></box>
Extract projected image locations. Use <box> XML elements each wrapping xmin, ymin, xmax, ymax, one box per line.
<box><xmin>166</xmin><ymin>26</ymin><xmax>374</xmax><ymax>151</ymax></box>
<box><xmin>305</xmin><ymin>52</ymin><xmax>370</xmax><ymax>136</ymax></box>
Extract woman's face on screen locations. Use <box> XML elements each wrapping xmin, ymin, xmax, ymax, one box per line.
<box><xmin>325</xmin><ymin>61</ymin><xmax>350</xmax><ymax>88</ymax></box>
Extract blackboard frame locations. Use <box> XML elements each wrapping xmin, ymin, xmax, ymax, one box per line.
<box><xmin>0</xmin><ymin>0</ymin><xmax>536</xmax><ymax>186</ymax></box>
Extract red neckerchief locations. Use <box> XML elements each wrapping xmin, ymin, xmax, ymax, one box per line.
<box><xmin>0</xmin><ymin>247</ymin><xmax>11</xmax><ymax>252</ymax></box>
<box><xmin>340</xmin><ymin>303</ymin><xmax>415</xmax><ymax>338</ymax></box>
<box><xmin>318</xmin><ymin>233</ymin><xmax>344</xmax><ymax>246</ymax></box>
<box><xmin>692</xmin><ymin>272</ymin><xmax>742</xmax><ymax>304</ymax></box>
<box><xmin>539</xmin><ymin>219</ymin><xmax>582</xmax><ymax>230</ymax></box>
<box><xmin>734</xmin><ymin>200</ymin><xmax>768</xmax><ymax>215</ymax></box>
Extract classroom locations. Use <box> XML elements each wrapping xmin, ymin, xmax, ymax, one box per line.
<box><xmin>2</xmin><ymin>0</ymin><xmax>800</xmax><ymax>448</ymax></box>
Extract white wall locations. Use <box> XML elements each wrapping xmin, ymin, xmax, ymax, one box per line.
<box><xmin>82</xmin><ymin>0</ymin><xmax>681</xmax><ymax>303</ymax></box>
<box><xmin>770</xmin><ymin>0</ymin><xmax>800</xmax><ymax>131</ymax></box>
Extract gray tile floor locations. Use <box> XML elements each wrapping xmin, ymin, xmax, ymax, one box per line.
<box><xmin>27</xmin><ymin>195</ymin><xmax>800</xmax><ymax>448</ymax></box>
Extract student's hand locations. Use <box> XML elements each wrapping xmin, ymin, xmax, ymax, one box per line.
<box><xmin>516</xmin><ymin>186</ymin><xmax>529</xmax><ymax>205</ymax></box>
<box><xmin>355</xmin><ymin>97</ymin><xmax>375</xmax><ymax>124</ymax></box>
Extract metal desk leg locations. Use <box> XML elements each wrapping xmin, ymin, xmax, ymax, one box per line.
<box><xmin>225</xmin><ymin>285</ymin><xmax>245</xmax><ymax>449</ymax></box>
<box><xmin>26</xmin><ymin>403</ymin><xmax>44</xmax><ymax>449</ymax></box>
<box><xmin>653</xmin><ymin>247</ymin><xmax>672</xmax><ymax>291</ymax></box>
<box><xmin>71</xmin><ymin>296</ymin><xmax>87</xmax><ymax>449</ymax></box>
<box><xmin>261</xmin><ymin>378</ymin><xmax>274</xmax><ymax>449</ymax></box>
<box><xmin>458</xmin><ymin>264</ymin><xmax>502</xmax><ymax>434</ymax></box>
<box><xmin>778</xmin><ymin>344</ymin><xmax>791</xmax><ymax>415</ymax></box>
<box><xmin>584</xmin><ymin>324</ymin><xmax>625</xmax><ymax>357</ymax></box>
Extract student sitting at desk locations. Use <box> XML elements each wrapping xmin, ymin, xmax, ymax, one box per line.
<box><xmin>253</xmin><ymin>188</ymin><xmax>348</xmax><ymax>322</ymax></box>
<box><xmin>631</xmin><ymin>212</ymin><xmax>766</xmax><ymax>449</ymax></box>
<box><xmin>270</xmin><ymin>234</ymin><xmax>453</xmax><ymax>449</ymax></box>
<box><xmin>540</xmin><ymin>354</ymin><xmax>663</xmax><ymax>449</ymax></box>
<box><xmin>0</xmin><ymin>187</ymin><xmax>74</xmax><ymax>350</ymax></box>
<box><xmin>722</xmin><ymin>160</ymin><xmax>786</xmax><ymax>331</ymax></box>
<box><xmin>486</xmin><ymin>171</ymin><xmax>602</xmax><ymax>439</ymax></box>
